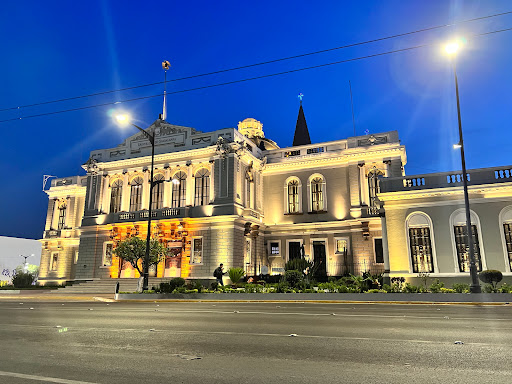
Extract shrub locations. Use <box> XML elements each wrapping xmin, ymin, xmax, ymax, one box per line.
<box><xmin>158</xmin><ymin>277</ymin><xmax>186</xmax><ymax>293</ymax></box>
<box><xmin>499</xmin><ymin>283</ymin><xmax>512</xmax><ymax>293</ymax></box>
<box><xmin>12</xmin><ymin>272</ymin><xmax>36</xmax><ymax>288</ymax></box>
<box><xmin>365</xmin><ymin>289</ymin><xmax>387</xmax><ymax>293</ymax></box>
<box><xmin>194</xmin><ymin>281</ymin><xmax>204</xmax><ymax>293</ymax></box>
<box><xmin>210</xmin><ymin>281</ymin><xmax>219</xmax><ymax>291</ymax></box>
<box><xmin>440</xmin><ymin>288</ymin><xmax>456</xmax><ymax>293</ymax></box>
<box><xmin>382</xmin><ymin>284</ymin><xmax>392</xmax><ymax>293</ymax></box>
<box><xmin>403</xmin><ymin>283</ymin><xmax>420</xmax><ymax>293</ymax></box>
<box><xmin>228</xmin><ymin>267</ymin><xmax>245</xmax><ymax>286</ymax></box>
<box><xmin>244</xmin><ymin>283</ymin><xmax>264</xmax><ymax>293</ymax></box>
<box><xmin>429</xmin><ymin>279</ymin><xmax>444</xmax><ymax>293</ymax></box>
<box><xmin>452</xmin><ymin>283</ymin><xmax>470</xmax><ymax>293</ymax></box>
<box><xmin>284</xmin><ymin>270</ymin><xmax>303</xmax><ymax>288</ymax></box>
<box><xmin>285</xmin><ymin>258</ymin><xmax>312</xmax><ymax>274</ymax></box>
<box><xmin>479</xmin><ymin>270</ymin><xmax>503</xmax><ymax>291</ymax></box>
<box><xmin>276</xmin><ymin>281</ymin><xmax>290</xmax><ymax>293</ymax></box>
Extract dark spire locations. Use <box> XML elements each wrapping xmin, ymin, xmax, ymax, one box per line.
<box><xmin>293</xmin><ymin>99</ymin><xmax>311</xmax><ymax>146</ymax></box>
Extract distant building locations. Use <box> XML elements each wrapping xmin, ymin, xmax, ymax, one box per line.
<box><xmin>379</xmin><ymin>166</ymin><xmax>512</xmax><ymax>284</ymax></box>
<box><xmin>38</xmin><ymin>104</ymin><xmax>405</xmax><ymax>284</ymax></box>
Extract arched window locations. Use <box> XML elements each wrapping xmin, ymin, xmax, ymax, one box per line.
<box><xmin>57</xmin><ymin>201</ymin><xmax>67</xmax><ymax>230</ymax></box>
<box><xmin>151</xmin><ymin>174</ymin><xmax>165</xmax><ymax>210</ymax></box>
<box><xmin>194</xmin><ymin>169</ymin><xmax>210</xmax><ymax>206</ymax></box>
<box><xmin>450</xmin><ymin>209</ymin><xmax>483</xmax><ymax>272</ymax></box>
<box><xmin>499</xmin><ymin>206</ymin><xmax>512</xmax><ymax>271</ymax></box>
<box><xmin>130</xmin><ymin>176</ymin><xmax>144</xmax><ymax>212</ymax></box>
<box><xmin>287</xmin><ymin>179</ymin><xmax>300</xmax><ymax>213</ymax></box>
<box><xmin>311</xmin><ymin>176</ymin><xmax>325</xmax><ymax>212</ymax></box>
<box><xmin>406</xmin><ymin>212</ymin><xmax>435</xmax><ymax>273</ymax></box>
<box><xmin>110</xmin><ymin>179</ymin><xmax>123</xmax><ymax>213</ymax></box>
<box><xmin>368</xmin><ymin>168</ymin><xmax>384</xmax><ymax>215</ymax></box>
<box><xmin>172</xmin><ymin>171</ymin><xmax>187</xmax><ymax>208</ymax></box>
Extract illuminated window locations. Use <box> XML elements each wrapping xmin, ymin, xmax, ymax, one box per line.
<box><xmin>130</xmin><ymin>176</ymin><xmax>144</xmax><ymax>211</ymax></box>
<box><xmin>270</xmin><ymin>242</ymin><xmax>280</xmax><ymax>255</ymax></box>
<box><xmin>454</xmin><ymin>225</ymin><xmax>482</xmax><ymax>272</ymax></box>
<box><xmin>367</xmin><ymin>168</ymin><xmax>383</xmax><ymax>215</ymax></box>
<box><xmin>172</xmin><ymin>171</ymin><xmax>187</xmax><ymax>208</ymax></box>
<box><xmin>110</xmin><ymin>179</ymin><xmax>123</xmax><ymax>213</ymax></box>
<box><xmin>50</xmin><ymin>252</ymin><xmax>59</xmax><ymax>271</ymax></box>
<box><xmin>151</xmin><ymin>174</ymin><xmax>165</xmax><ymax>210</ymax></box>
<box><xmin>311</xmin><ymin>177</ymin><xmax>324</xmax><ymax>212</ymax></box>
<box><xmin>102</xmin><ymin>242</ymin><xmax>113</xmax><ymax>267</ymax></box>
<box><xmin>190</xmin><ymin>237</ymin><xmax>203</xmax><ymax>264</ymax></box>
<box><xmin>57</xmin><ymin>203</ymin><xmax>66</xmax><ymax>230</ymax></box>
<box><xmin>335</xmin><ymin>239</ymin><xmax>347</xmax><ymax>254</ymax></box>
<box><xmin>194</xmin><ymin>169</ymin><xmax>210</xmax><ymax>206</ymax></box>
<box><xmin>245</xmin><ymin>237</ymin><xmax>252</xmax><ymax>265</ymax></box>
<box><xmin>409</xmin><ymin>228</ymin><xmax>433</xmax><ymax>273</ymax></box>
<box><xmin>287</xmin><ymin>180</ymin><xmax>300</xmax><ymax>213</ymax></box>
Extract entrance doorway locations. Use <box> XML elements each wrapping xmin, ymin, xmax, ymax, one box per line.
<box><xmin>313</xmin><ymin>241</ymin><xmax>327</xmax><ymax>277</ymax></box>
<box><xmin>165</xmin><ymin>244</ymin><xmax>182</xmax><ymax>278</ymax></box>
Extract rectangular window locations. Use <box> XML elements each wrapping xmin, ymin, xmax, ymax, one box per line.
<box><xmin>245</xmin><ymin>238</ymin><xmax>252</xmax><ymax>265</ymax></box>
<box><xmin>454</xmin><ymin>225</ymin><xmax>482</xmax><ymax>272</ymax></box>
<box><xmin>270</xmin><ymin>242</ymin><xmax>280</xmax><ymax>255</ymax></box>
<box><xmin>335</xmin><ymin>239</ymin><xmax>348</xmax><ymax>254</ymax></box>
<box><xmin>307</xmin><ymin>147</ymin><xmax>324</xmax><ymax>154</ymax></box>
<box><xmin>374</xmin><ymin>238</ymin><xmax>384</xmax><ymax>264</ymax></box>
<box><xmin>50</xmin><ymin>252</ymin><xmax>59</xmax><ymax>271</ymax></box>
<box><xmin>102</xmin><ymin>242</ymin><xmax>113</xmax><ymax>267</ymax></box>
<box><xmin>409</xmin><ymin>228</ymin><xmax>433</xmax><ymax>273</ymax></box>
<box><xmin>58</xmin><ymin>206</ymin><xmax>66</xmax><ymax>230</ymax></box>
<box><xmin>190</xmin><ymin>237</ymin><xmax>203</xmax><ymax>264</ymax></box>
<box><xmin>284</xmin><ymin>150</ymin><xmax>300</xmax><ymax>157</ymax></box>
<box><xmin>503</xmin><ymin>223</ymin><xmax>512</xmax><ymax>270</ymax></box>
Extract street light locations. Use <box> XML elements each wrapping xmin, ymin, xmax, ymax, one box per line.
<box><xmin>20</xmin><ymin>254</ymin><xmax>34</xmax><ymax>273</ymax></box>
<box><xmin>114</xmin><ymin>113</ymin><xmax>155</xmax><ymax>292</ymax></box>
<box><xmin>444</xmin><ymin>39</ymin><xmax>481</xmax><ymax>293</ymax></box>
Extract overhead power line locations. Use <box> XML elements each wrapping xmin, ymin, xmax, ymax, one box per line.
<box><xmin>1</xmin><ymin>26</ymin><xmax>511</xmax><ymax>124</ymax></box>
<box><xmin>1</xmin><ymin>10</ymin><xmax>511</xmax><ymax>113</ymax></box>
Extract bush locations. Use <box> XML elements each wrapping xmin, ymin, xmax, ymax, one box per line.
<box><xmin>159</xmin><ymin>277</ymin><xmax>186</xmax><ymax>293</ymax></box>
<box><xmin>12</xmin><ymin>272</ymin><xmax>36</xmax><ymax>288</ymax></box>
<box><xmin>285</xmin><ymin>258</ymin><xmax>312</xmax><ymax>273</ymax></box>
<box><xmin>365</xmin><ymin>289</ymin><xmax>387</xmax><ymax>293</ymax></box>
<box><xmin>429</xmin><ymin>279</ymin><xmax>444</xmax><ymax>293</ymax></box>
<box><xmin>244</xmin><ymin>283</ymin><xmax>264</xmax><ymax>293</ymax></box>
<box><xmin>228</xmin><ymin>267</ymin><xmax>245</xmax><ymax>286</ymax></box>
<box><xmin>210</xmin><ymin>281</ymin><xmax>219</xmax><ymax>291</ymax></box>
<box><xmin>403</xmin><ymin>283</ymin><xmax>420</xmax><ymax>293</ymax></box>
<box><xmin>440</xmin><ymin>288</ymin><xmax>456</xmax><ymax>293</ymax></box>
<box><xmin>284</xmin><ymin>270</ymin><xmax>303</xmax><ymax>288</ymax></box>
<box><xmin>452</xmin><ymin>283</ymin><xmax>470</xmax><ymax>293</ymax></box>
<box><xmin>382</xmin><ymin>284</ymin><xmax>392</xmax><ymax>293</ymax></box>
<box><xmin>479</xmin><ymin>270</ymin><xmax>503</xmax><ymax>291</ymax></box>
<box><xmin>499</xmin><ymin>283</ymin><xmax>512</xmax><ymax>293</ymax></box>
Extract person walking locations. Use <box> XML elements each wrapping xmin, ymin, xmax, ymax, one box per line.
<box><xmin>213</xmin><ymin>263</ymin><xmax>226</xmax><ymax>286</ymax></box>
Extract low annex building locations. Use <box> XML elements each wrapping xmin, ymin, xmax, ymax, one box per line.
<box><xmin>38</xmin><ymin>105</ymin><xmax>406</xmax><ymax>285</ymax></box>
<box><xmin>379</xmin><ymin>167</ymin><xmax>512</xmax><ymax>284</ymax></box>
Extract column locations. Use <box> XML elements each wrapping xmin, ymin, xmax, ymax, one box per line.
<box><xmin>142</xmin><ymin>171</ymin><xmax>150</xmax><ymax>210</ymax></box>
<box><xmin>360</xmin><ymin>164</ymin><xmax>369</xmax><ymax>206</ymax></box>
<box><xmin>101</xmin><ymin>175</ymin><xmax>110</xmax><ymax>213</ymax></box>
<box><xmin>163</xmin><ymin>168</ymin><xmax>171</xmax><ymax>207</ymax></box>
<box><xmin>186</xmin><ymin>166</ymin><xmax>194</xmax><ymax>206</ymax></box>
<box><xmin>381</xmin><ymin>216</ymin><xmax>390</xmax><ymax>285</ymax></box>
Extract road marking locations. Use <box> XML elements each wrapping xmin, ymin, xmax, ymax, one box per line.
<box><xmin>0</xmin><ymin>370</ymin><xmax>99</xmax><ymax>383</ymax></box>
<box><xmin>93</xmin><ymin>297</ymin><xmax>116</xmax><ymax>302</ymax></box>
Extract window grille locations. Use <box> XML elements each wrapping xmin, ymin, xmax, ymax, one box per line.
<box><xmin>503</xmin><ymin>223</ymin><xmax>512</xmax><ymax>270</ymax></box>
<box><xmin>57</xmin><ymin>205</ymin><xmax>66</xmax><ymax>230</ymax></box>
<box><xmin>110</xmin><ymin>179</ymin><xmax>123</xmax><ymax>213</ymax></box>
<box><xmin>287</xmin><ymin>180</ymin><xmax>300</xmax><ymax>213</ymax></box>
<box><xmin>368</xmin><ymin>169</ymin><xmax>383</xmax><ymax>215</ymax></box>
<box><xmin>409</xmin><ymin>227</ymin><xmax>434</xmax><ymax>273</ymax></box>
<box><xmin>130</xmin><ymin>176</ymin><xmax>143</xmax><ymax>211</ymax></box>
<box><xmin>151</xmin><ymin>174</ymin><xmax>165</xmax><ymax>210</ymax></box>
<box><xmin>284</xmin><ymin>150</ymin><xmax>300</xmax><ymax>157</ymax></box>
<box><xmin>454</xmin><ymin>225</ymin><xmax>482</xmax><ymax>272</ymax></box>
<box><xmin>307</xmin><ymin>147</ymin><xmax>324</xmax><ymax>154</ymax></box>
<box><xmin>172</xmin><ymin>171</ymin><xmax>187</xmax><ymax>208</ymax></box>
<box><xmin>311</xmin><ymin>177</ymin><xmax>324</xmax><ymax>211</ymax></box>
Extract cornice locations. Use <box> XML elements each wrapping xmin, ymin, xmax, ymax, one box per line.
<box><xmin>262</xmin><ymin>146</ymin><xmax>405</xmax><ymax>175</ymax></box>
<box><xmin>46</xmin><ymin>186</ymin><xmax>86</xmax><ymax>197</ymax></box>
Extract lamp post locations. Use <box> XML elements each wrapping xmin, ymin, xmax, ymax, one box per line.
<box><xmin>115</xmin><ymin>114</ymin><xmax>155</xmax><ymax>292</ymax></box>
<box><xmin>20</xmin><ymin>254</ymin><xmax>34</xmax><ymax>273</ymax></box>
<box><xmin>444</xmin><ymin>41</ymin><xmax>481</xmax><ymax>293</ymax></box>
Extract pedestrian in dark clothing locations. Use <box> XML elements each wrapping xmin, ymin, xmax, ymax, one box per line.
<box><xmin>213</xmin><ymin>263</ymin><xmax>226</xmax><ymax>286</ymax></box>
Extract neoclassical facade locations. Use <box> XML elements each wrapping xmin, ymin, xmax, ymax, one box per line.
<box><xmin>38</xmin><ymin>107</ymin><xmax>406</xmax><ymax>285</ymax></box>
<box><xmin>379</xmin><ymin>167</ymin><xmax>512</xmax><ymax>284</ymax></box>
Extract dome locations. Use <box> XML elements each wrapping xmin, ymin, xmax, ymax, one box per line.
<box><xmin>238</xmin><ymin>118</ymin><xmax>264</xmax><ymax>138</ymax></box>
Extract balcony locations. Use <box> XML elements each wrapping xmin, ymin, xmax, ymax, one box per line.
<box><xmin>380</xmin><ymin>165</ymin><xmax>512</xmax><ymax>193</ymax></box>
<box><xmin>44</xmin><ymin>229</ymin><xmax>61</xmax><ymax>238</ymax></box>
<box><xmin>114</xmin><ymin>207</ymin><xmax>188</xmax><ymax>222</ymax></box>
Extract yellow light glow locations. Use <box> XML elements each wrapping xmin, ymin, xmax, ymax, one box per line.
<box><xmin>114</xmin><ymin>113</ymin><xmax>131</xmax><ymax>126</ymax></box>
<box><xmin>444</xmin><ymin>38</ymin><xmax>466</xmax><ymax>56</ymax></box>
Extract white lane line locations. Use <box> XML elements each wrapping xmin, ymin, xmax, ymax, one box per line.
<box><xmin>0</xmin><ymin>370</ymin><xmax>99</xmax><ymax>383</ymax></box>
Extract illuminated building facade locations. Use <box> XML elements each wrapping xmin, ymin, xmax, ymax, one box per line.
<box><xmin>38</xmin><ymin>108</ymin><xmax>406</xmax><ymax>285</ymax></box>
<box><xmin>379</xmin><ymin>167</ymin><xmax>512</xmax><ymax>284</ymax></box>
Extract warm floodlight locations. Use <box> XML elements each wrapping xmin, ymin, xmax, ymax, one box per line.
<box><xmin>453</xmin><ymin>143</ymin><xmax>462</xmax><ymax>149</ymax></box>
<box><xmin>114</xmin><ymin>113</ymin><xmax>131</xmax><ymax>126</ymax></box>
<box><xmin>171</xmin><ymin>179</ymin><xmax>180</xmax><ymax>185</ymax></box>
<box><xmin>444</xmin><ymin>38</ymin><xmax>465</xmax><ymax>56</ymax></box>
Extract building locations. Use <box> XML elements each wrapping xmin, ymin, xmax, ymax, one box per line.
<box><xmin>38</xmin><ymin>105</ymin><xmax>406</xmax><ymax>285</ymax></box>
<box><xmin>379</xmin><ymin>166</ymin><xmax>512</xmax><ymax>285</ymax></box>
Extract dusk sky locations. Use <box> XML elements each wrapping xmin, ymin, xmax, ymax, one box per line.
<box><xmin>2</xmin><ymin>0</ymin><xmax>511</xmax><ymax>239</ymax></box>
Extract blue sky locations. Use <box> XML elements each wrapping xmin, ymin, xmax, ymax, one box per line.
<box><xmin>1</xmin><ymin>0</ymin><xmax>511</xmax><ymax>239</ymax></box>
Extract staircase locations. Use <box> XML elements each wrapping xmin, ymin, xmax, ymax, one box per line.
<box><xmin>49</xmin><ymin>278</ymin><xmax>170</xmax><ymax>294</ymax></box>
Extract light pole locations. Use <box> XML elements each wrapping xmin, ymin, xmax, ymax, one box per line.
<box><xmin>20</xmin><ymin>254</ymin><xmax>34</xmax><ymax>273</ymax></box>
<box><xmin>115</xmin><ymin>114</ymin><xmax>155</xmax><ymax>292</ymax></box>
<box><xmin>444</xmin><ymin>41</ymin><xmax>481</xmax><ymax>293</ymax></box>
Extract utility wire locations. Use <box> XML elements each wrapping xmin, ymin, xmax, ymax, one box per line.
<box><xmin>1</xmin><ymin>26</ymin><xmax>511</xmax><ymax>124</ymax></box>
<box><xmin>1</xmin><ymin>10</ymin><xmax>511</xmax><ymax>113</ymax></box>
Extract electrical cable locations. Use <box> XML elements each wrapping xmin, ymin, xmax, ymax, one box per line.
<box><xmin>1</xmin><ymin>10</ymin><xmax>511</xmax><ymax>113</ymax></box>
<box><xmin>1</xmin><ymin>26</ymin><xmax>511</xmax><ymax>124</ymax></box>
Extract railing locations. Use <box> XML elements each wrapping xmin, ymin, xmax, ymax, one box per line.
<box><xmin>115</xmin><ymin>207</ymin><xmax>186</xmax><ymax>222</ymax></box>
<box><xmin>44</xmin><ymin>230</ymin><xmax>61</xmax><ymax>238</ymax></box>
<box><xmin>380</xmin><ymin>165</ymin><xmax>512</xmax><ymax>193</ymax></box>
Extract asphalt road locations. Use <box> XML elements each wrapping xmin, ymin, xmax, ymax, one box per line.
<box><xmin>0</xmin><ymin>301</ymin><xmax>511</xmax><ymax>384</ymax></box>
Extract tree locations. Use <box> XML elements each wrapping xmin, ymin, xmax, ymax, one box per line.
<box><xmin>114</xmin><ymin>237</ymin><xmax>168</xmax><ymax>292</ymax></box>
